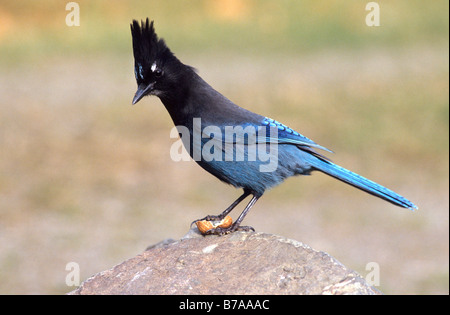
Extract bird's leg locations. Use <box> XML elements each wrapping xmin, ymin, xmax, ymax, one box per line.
<box><xmin>191</xmin><ymin>190</ymin><xmax>251</xmax><ymax>227</ymax></box>
<box><xmin>204</xmin><ymin>194</ymin><xmax>260</xmax><ymax>235</ymax></box>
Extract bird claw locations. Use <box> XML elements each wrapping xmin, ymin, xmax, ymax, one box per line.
<box><xmin>203</xmin><ymin>224</ymin><xmax>255</xmax><ymax>236</ymax></box>
<box><xmin>191</xmin><ymin>214</ymin><xmax>255</xmax><ymax>235</ymax></box>
<box><xmin>190</xmin><ymin>215</ymin><xmax>223</xmax><ymax>228</ymax></box>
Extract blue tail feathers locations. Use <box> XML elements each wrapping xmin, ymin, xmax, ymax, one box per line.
<box><xmin>311</xmin><ymin>158</ymin><xmax>418</xmax><ymax>210</ymax></box>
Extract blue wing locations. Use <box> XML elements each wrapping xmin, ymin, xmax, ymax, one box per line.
<box><xmin>261</xmin><ymin>117</ymin><xmax>333</xmax><ymax>153</ymax></box>
<box><xmin>200</xmin><ymin>116</ymin><xmax>332</xmax><ymax>153</ymax></box>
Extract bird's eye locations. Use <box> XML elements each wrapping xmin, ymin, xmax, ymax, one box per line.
<box><xmin>154</xmin><ymin>69</ymin><xmax>163</xmax><ymax>77</ymax></box>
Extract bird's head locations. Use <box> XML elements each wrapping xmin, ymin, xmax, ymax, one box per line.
<box><xmin>130</xmin><ymin>19</ymin><xmax>185</xmax><ymax>104</ymax></box>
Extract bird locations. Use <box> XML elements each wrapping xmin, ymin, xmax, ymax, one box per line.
<box><xmin>130</xmin><ymin>19</ymin><xmax>417</xmax><ymax>235</ymax></box>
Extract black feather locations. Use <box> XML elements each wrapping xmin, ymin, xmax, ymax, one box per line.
<box><xmin>129</xmin><ymin>19</ymin><xmax>417</xmax><ymax>234</ymax></box>
<box><xmin>130</xmin><ymin>19</ymin><xmax>174</xmax><ymax>84</ymax></box>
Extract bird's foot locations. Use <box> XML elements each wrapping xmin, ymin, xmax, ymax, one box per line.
<box><xmin>203</xmin><ymin>223</ymin><xmax>255</xmax><ymax>236</ymax></box>
<box><xmin>190</xmin><ymin>215</ymin><xmax>223</xmax><ymax>228</ymax></box>
<box><xmin>192</xmin><ymin>214</ymin><xmax>255</xmax><ymax>235</ymax></box>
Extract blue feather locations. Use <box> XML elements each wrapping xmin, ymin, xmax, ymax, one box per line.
<box><xmin>310</xmin><ymin>158</ymin><xmax>418</xmax><ymax>210</ymax></box>
<box><xmin>262</xmin><ymin>117</ymin><xmax>333</xmax><ymax>152</ymax></box>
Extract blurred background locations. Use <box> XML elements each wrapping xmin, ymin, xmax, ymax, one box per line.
<box><xmin>0</xmin><ymin>0</ymin><xmax>448</xmax><ymax>294</ymax></box>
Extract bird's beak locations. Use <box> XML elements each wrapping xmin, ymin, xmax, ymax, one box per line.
<box><xmin>132</xmin><ymin>82</ymin><xmax>155</xmax><ymax>105</ymax></box>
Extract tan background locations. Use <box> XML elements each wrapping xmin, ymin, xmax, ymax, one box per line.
<box><xmin>0</xmin><ymin>0</ymin><xmax>448</xmax><ymax>294</ymax></box>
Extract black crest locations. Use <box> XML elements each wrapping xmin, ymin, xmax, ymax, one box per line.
<box><xmin>130</xmin><ymin>19</ymin><xmax>173</xmax><ymax>82</ymax></box>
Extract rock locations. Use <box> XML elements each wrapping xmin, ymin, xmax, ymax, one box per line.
<box><xmin>68</xmin><ymin>228</ymin><xmax>381</xmax><ymax>295</ymax></box>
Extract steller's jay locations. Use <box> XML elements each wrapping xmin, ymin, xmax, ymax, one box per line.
<box><xmin>130</xmin><ymin>19</ymin><xmax>417</xmax><ymax>235</ymax></box>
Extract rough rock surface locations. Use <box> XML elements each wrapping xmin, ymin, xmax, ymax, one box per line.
<box><xmin>69</xmin><ymin>228</ymin><xmax>381</xmax><ymax>295</ymax></box>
